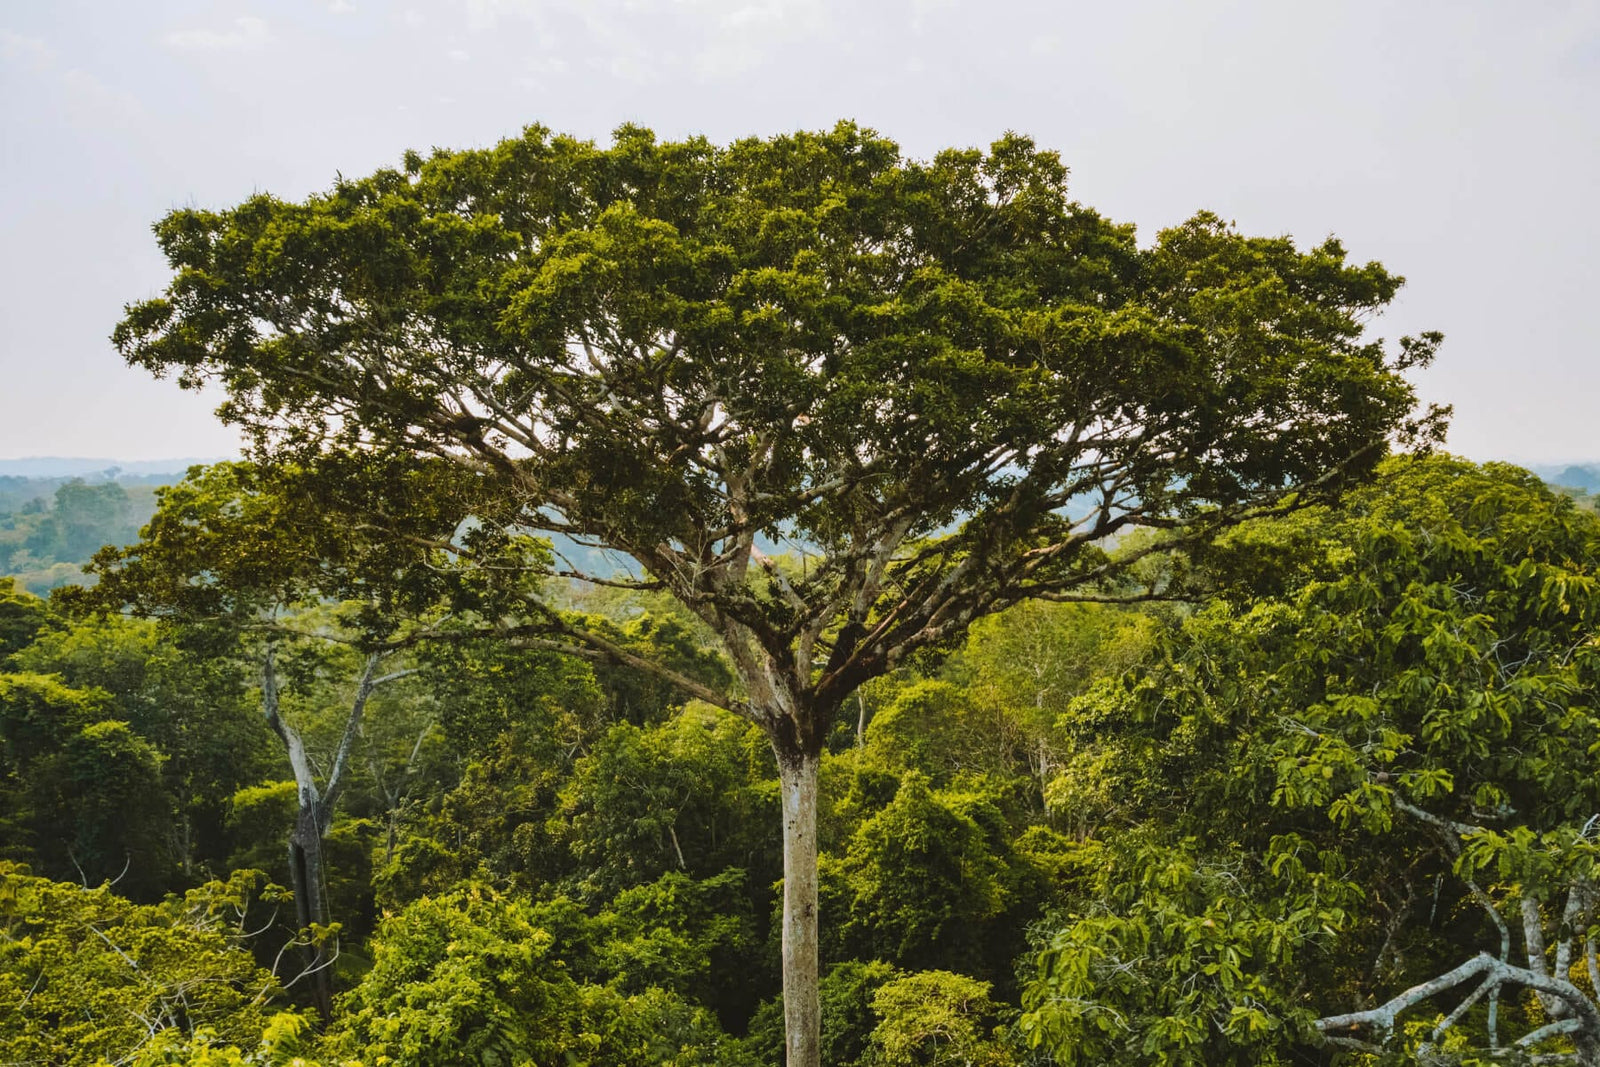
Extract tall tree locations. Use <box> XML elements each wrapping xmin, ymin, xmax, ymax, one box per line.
<box><xmin>75</xmin><ymin>463</ymin><xmax>497</xmax><ymax>1017</ymax></box>
<box><xmin>115</xmin><ymin>122</ymin><xmax>1438</xmax><ymax>1064</ymax></box>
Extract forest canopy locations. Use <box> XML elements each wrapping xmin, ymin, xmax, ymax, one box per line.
<box><xmin>31</xmin><ymin>122</ymin><xmax>1600</xmax><ymax>1067</ymax></box>
<box><xmin>10</xmin><ymin>454</ymin><xmax>1600</xmax><ymax>1067</ymax></box>
<box><xmin>110</xmin><ymin>121</ymin><xmax>1441</xmax><ymax>1064</ymax></box>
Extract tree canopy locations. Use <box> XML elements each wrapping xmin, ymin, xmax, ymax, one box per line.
<box><xmin>114</xmin><ymin>121</ymin><xmax>1439</xmax><ymax>1065</ymax></box>
<box><xmin>115</xmin><ymin>121</ymin><xmax>1437</xmax><ymax>722</ymax></box>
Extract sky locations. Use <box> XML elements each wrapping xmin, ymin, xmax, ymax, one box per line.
<box><xmin>1</xmin><ymin>0</ymin><xmax>1596</xmax><ymax>463</ymax></box>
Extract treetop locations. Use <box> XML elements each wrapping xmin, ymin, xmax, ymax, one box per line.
<box><xmin>116</xmin><ymin>121</ymin><xmax>1441</xmax><ymax>714</ymax></box>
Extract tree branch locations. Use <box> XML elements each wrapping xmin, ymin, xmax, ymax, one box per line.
<box><xmin>1519</xmin><ymin>1018</ymin><xmax>1582</xmax><ymax>1049</ymax></box>
<box><xmin>1315</xmin><ymin>952</ymin><xmax>1600</xmax><ymax>1053</ymax></box>
<box><xmin>319</xmin><ymin>656</ymin><xmax>418</xmax><ymax>823</ymax></box>
<box><xmin>1315</xmin><ymin>953</ymin><xmax>1498</xmax><ymax>1036</ymax></box>
<box><xmin>510</xmin><ymin>601</ymin><xmax>742</xmax><ymax>716</ymax></box>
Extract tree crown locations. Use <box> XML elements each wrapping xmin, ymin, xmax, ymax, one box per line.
<box><xmin>116</xmin><ymin>122</ymin><xmax>1439</xmax><ymax>728</ymax></box>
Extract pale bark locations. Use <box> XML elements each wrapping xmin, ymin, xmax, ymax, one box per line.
<box><xmin>1584</xmin><ymin>880</ymin><xmax>1600</xmax><ymax>999</ymax></box>
<box><xmin>1554</xmin><ymin>884</ymin><xmax>1587</xmax><ymax>996</ymax></box>
<box><xmin>1379</xmin><ymin>798</ymin><xmax>1600</xmax><ymax>1061</ymax></box>
<box><xmin>262</xmin><ymin>646</ymin><xmax>333</xmax><ymax>1018</ymax></box>
<box><xmin>1316</xmin><ymin>950</ymin><xmax>1600</xmax><ymax>1062</ymax></box>
<box><xmin>261</xmin><ymin>645</ymin><xmax>416</xmax><ymax>1022</ymax></box>
<box><xmin>778</xmin><ymin>748</ymin><xmax>821</xmax><ymax>1067</ymax></box>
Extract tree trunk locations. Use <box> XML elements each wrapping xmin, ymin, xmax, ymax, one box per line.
<box><xmin>777</xmin><ymin>747</ymin><xmax>821</xmax><ymax>1067</ymax></box>
<box><xmin>260</xmin><ymin>647</ymin><xmax>404</xmax><ymax>1024</ymax></box>
<box><xmin>289</xmin><ymin>805</ymin><xmax>334</xmax><ymax>1021</ymax></box>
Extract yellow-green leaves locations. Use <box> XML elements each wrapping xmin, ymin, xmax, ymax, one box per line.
<box><xmin>1022</xmin><ymin>837</ymin><xmax>1349</xmax><ymax>1066</ymax></box>
<box><xmin>0</xmin><ymin>865</ymin><xmax>286</xmax><ymax>1067</ymax></box>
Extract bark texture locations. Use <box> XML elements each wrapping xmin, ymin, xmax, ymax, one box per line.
<box><xmin>778</xmin><ymin>748</ymin><xmax>821</xmax><ymax>1067</ymax></box>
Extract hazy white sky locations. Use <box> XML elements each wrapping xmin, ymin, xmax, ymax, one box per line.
<box><xmin>2</xmin><ymin>0</ymin><xmax>1596</xmax><ymax>462</ymax></box>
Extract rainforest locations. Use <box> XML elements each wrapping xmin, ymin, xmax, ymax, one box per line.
<box><xmin>5</xmin><ymin>123</ymin><xmax>1599</xmax><ymax>1067</ymax></box>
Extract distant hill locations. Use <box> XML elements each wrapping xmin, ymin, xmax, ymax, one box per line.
<box><xmin>0</xmin><ymin>456</ymin><xmax>230</xmax><ymax>478</ymax></box>
<box><xmin>1530</xmin><ymin>463</ymin><xmax>1600</xmax><ymax>493</ymax></box>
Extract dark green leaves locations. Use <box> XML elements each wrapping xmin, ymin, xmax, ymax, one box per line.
<box><xmin>116</xmin><ymin>124</ymin><xmax>1432</xmax><ymax>685</ymax></box>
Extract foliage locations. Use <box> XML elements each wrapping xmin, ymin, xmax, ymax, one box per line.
<box><xmin>579</xmin><ymin>608</ymin><xmax>736</xmax><ymax>726</ymax></box>
<box><xmin>952</xmin><ymin>600</ymin><xmax>1159</xmax><ymax>822</ymax></box>
<box><xmin>748</xmin><ymin>961</ymin><xmax>1020</xmax><ymax>1067</ymax></box>
<box><xmin>114</xmin><ymin>125</ymin><xmax>1437</xmax><ymax>652</ymax></box>
<box><xmin>325</xmin><ymin>884</ymin><xmax>582</xmax><ymax>1064</ymax></box>
<box><xmin>122</xmin><ymin>1012</ymin><xmax>342</xmax><ymax>1067</ymax></box>
<box><xmin>0</xmin><ymin>863</ymin><xmax>287</xmax><ymax>1067</ymax></box>
<box><xmin>856</xmin><ymin>681</ymin><xmax>1005</xmax><ymax>784</ymax></box>
<box><xmin>420</xmin><ymin>636</ymin><xmax>605</xmax><ymax>752</ymax></box>
<box><xmin>867</xmin><ymin>970</ymin><xmax>1020</xmax><ymax>1067</ymax></box>
<box><xmin>72</xmin><ymin>461</ymin><xmax>551</xmax><ymax>645</ymax></box>
<box><xmin>0</xmin><ymin>670</ymin><xmax>178</xmax><ymax>895</ymax></box>
<box><xmin>11</xmin><ymin>614</ymin><xmax>273</xmax><ymax>889</ymax></box>
<box><xmin>1022</xmin><ymin>836</ymin><xmax>1355</xmax><ymax>1066</ymax></box>
<box><xmin>957</xmin><ymin>603</ymin><xmax>1156</xmax><ymax>730</ymax></box>
<box><xmin>558</xmin><ymin>702</ymin><xmax>779</xmax><ymax>897</ymax></box>
<box><xmin>60</xmin><ymin>721</ymin><xmax>172</xmax><ymax>884</ymax></box>
<box><xmin>371</xmin><ymin>719</ymin><xmax>570</xmax><ymax>906</ymax></box>
<box><xmin>325</xmin><ymin>883</ymin><xmax>756</xmax><ymax>1066</ymax></box>
<box><xmin>1023</xmin><ymin>455</ymin><xmax>1600</xmax><ymax>1064</ymax></box>
<box><xmin>748</xmin><ymin>959</ymin><xmax>915</xmax><ymax>1067</ymax></box>
<box><xmin>823</xmin><ymin>770</ymin><xmax>1051</xmax><ymax>984</ymax></box>
<box><xmin>815</xmin><ymin>961</ymin><xmax>904</xmax><ymax>1067</ymax></box>
<box><xmin>588</xmin><ymin>869</ymin><xmax>762</xmax><ymax>1009</ymax></box>
<box><xmin>0</xmin><ymin>576</ymin><xmax>54</xmax><ymax>661</ymax></box>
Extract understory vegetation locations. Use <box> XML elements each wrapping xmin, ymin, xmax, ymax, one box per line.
<box><xmin>5</xmin><ymin>453</ymin><xmax>1600</xmax><ymax>1065</ymax></box>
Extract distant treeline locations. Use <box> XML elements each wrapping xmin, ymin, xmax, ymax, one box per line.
<box><xmin>4</xmin><ymin>461</ymin><xmax>1598</xmax><ymax>597</ymax></box>
<box><xmin>0</xmin><ymin>473</ymin><xmax>186</xmax><ymax>594</ymax></box>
